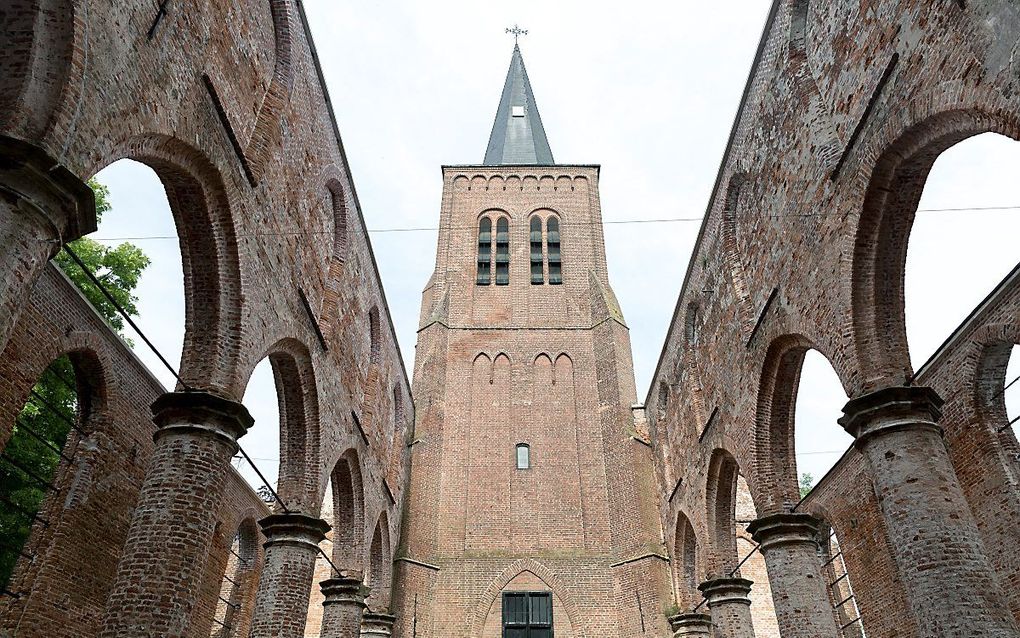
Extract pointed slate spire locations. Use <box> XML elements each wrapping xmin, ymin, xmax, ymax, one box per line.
<box><xmin>483</xmin><ymin>45</ymin><xmax>555</xmax><ymax>165</ymax></box>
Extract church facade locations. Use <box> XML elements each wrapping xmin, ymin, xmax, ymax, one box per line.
<box><xmin>390</xmin><ymin>45</ymin><xmax>672</xmax><ymax>638</ymax></box>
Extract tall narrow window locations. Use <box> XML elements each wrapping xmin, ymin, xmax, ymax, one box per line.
<box><xmin>530</xmin><ymin>216</ymin><xmax>544</xmax><ymax>285</ymax></box>
<box><xmin>546</xmin><ymin>217</ymin><xmax>561</xmax><ymax>285</ymax></box>
<box><xmin>516</xmin><ymin>443</ymin><xmax>530</xmax><ymax>469</ymax></box>
<box><xmin>495</xmin><ymin>217</ymin><xmax>510</xmax><ymax>285</ymax></box>
<box><xmin>502</xmin><ymin>591</ymin><xmax>552</xmax><ymax>638</ymax></box>
<box><xmin>477</xmin><ymin>217</ymin><xmax>492</xmax><ymax>285</ymax></box>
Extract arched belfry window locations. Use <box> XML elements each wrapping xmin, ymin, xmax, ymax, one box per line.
<box><xmin>546</xmin><ymin>216</ymin><xmax>562</xmax><ymax>285</ymax></box>
<box><xmin>495</xmin><ymin>217</ymin><xmax>510</xmax><ymax>285</ymax></box>
<box><xmin>477</xmin><ymin>217</ymin><xmax>492</xmax><ymax>285</ymax></box>
<box><xmin>516</xmin><ymin>443</ymin><xmax>531</xmax><ymax>469</ymax></box>
<box><xmin>530</xmin><ymin>216</ymin><xmax>544</xmax><ymax>285</ymax></box>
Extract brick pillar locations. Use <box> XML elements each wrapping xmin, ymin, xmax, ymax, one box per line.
<box><xmin>319</xmin><ymin>572</ymin><xmax>367</xmax><ymax>638</ymax></box>
<box><xmin>746</xmin><ymin>513</ymin><xmax>838</xmax><ymax>637</ymax></box>
<box><xmin>0</xmin><ymin>136</ymin><xmax>95</xmax><ymax>352</ymax></box>
<box><xmin>667</xmin><ymin>612</ymin><xmax>713</xmax><ymax>637</ymax></box>
<box><xmin>840</xmin><ymin>386</ymin><xmax>1020</xmax><ymax>636</ymax></box>
<box><xmin>99</xmin><ymin>391</ymin><xmax>252</xmax><ymax>638</ymax></box>
<box><xmin>360</xmin><ymin>610</ymin><xmax>396</xmax><ymax>638</ymax></box>
<box><xmin>249</xmin><ymin>513</ymin><xmax>331</xmax><ymax>638</ymax></box>
<box><xmin>698</xmin><ymin>577</ymin><xmax>754</xmax><ymax>638</ymax></box>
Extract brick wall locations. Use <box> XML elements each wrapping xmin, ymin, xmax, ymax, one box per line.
<box><xmin>392</xmin><ymin>166</ymin><xmax>671</xmax><ymax>637</ymax></box>
<box><xmin>644</xmin><ymin>1</ymin><xmax>1020</xmax><ymax>636</ymax></box>
<box><xmin>0</xmin><ymin>0</ymin><xmax>412</xmax><ymax>634</ymax></box>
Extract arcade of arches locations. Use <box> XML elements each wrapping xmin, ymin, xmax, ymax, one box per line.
<box><xmin>1</xmin><ymin>1</ymin><xmax>1020</xmax><ymax>638</ymax></box>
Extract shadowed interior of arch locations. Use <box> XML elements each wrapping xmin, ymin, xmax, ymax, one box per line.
<box><xmin>0</xmin><ymin>351</ymin><xmax>101</xmax><ymax>594</ymax></box>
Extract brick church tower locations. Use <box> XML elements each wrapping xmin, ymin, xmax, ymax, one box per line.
<box><xmin>391</xmin><ymin>44</ymin><xmax>671</xmax><ymax>638</ymax></box>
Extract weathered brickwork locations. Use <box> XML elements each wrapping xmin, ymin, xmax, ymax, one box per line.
<box><xmin>0</xmin><ymin>1</ymin><xmax>411</xmax><ymax>636</ymax></box>
<box><xmin>6</xmin><ymin>0</ymin><xmax>1020</xmax><ymax>636</ymax></box>
<box><xmin>646</xmin><ymin>1</ymin><xmax>1020</xmax><ymax>637</ymax></box>
<box><xmin>392</xmin><ymin>166</ymin><xmax>671</xmax><ymax>638</ymax></box>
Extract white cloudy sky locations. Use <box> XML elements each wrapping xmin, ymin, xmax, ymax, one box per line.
<box><xmin>90</xmin><ymin>0</ymin><xmax>1020</xmax><ymax>492</ymax></box>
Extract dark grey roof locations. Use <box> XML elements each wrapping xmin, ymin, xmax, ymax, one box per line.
<box><xmin>483</xmin><ymin>45</ymin><xmax>555</xmax><ymax>165</ymax></box>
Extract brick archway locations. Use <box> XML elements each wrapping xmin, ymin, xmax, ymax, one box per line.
<box><xmin>470</xmin><ymin>558</ymin><xmax>586</xmax><ymax>638</ymax></box>
<box><xmin>851</xmin><ymin>100</ymin><xmax>1020</xmax><ymax>393</ymax></box>
<box><xmin>90</xmin><ymin>134</ymin><xmax>245</xmax><ymax>396</ymax></box>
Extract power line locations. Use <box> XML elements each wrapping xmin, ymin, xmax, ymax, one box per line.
<box><xmin>81</xmin><ymin>203</ymin><xmax>1020</xmax><ymax>242</ymax></box>
<box><xmin>60</xmin><ymin>243</ymin><xmax>293</xmax><ymax>514</ymax></box>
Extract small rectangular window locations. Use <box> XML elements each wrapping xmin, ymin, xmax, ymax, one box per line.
<box><xmin>512</xmin><ymin>105</ymin><xmax>526</xmax><ymax>117</ymax></box>
<box><xmin>516</xmin><ymin>444</ymin><xmax>530</xmax><ymax>469</ymax></box>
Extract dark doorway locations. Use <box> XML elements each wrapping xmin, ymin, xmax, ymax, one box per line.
<box><xmin>502</xmin><ymin>591</ymin><xmax>553</xmax><ymax>638</ymax></box>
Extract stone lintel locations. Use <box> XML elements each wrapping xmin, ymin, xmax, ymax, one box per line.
<box><xmin>698</xmin><ymin>577</ymin><xmax>753</xmax><ymax>607</ymax></box>
<box><xmin>839</xmin><ymin>385</ymin><xmax>944</xmax><ymax>445</ymax></box>
<box><xmin>151</xmin><ymin>391</ymin><xmax>253</xmax><ymax>445</ymax></box>
<box><xmin>0</xmin><ymin>135</ymin><xmax>96</xmax><ymax>244</ymax></box>
<box><xmin>258</xmin><ymin>512</ymin><xmax>331</xmax><ymax>549</ymax></box>
<box><xmin>746</xmin><ymin>512</ymin><xmax>821</xmax><ymax>550</ymax></box>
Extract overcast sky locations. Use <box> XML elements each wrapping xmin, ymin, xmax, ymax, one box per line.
<box><xmin>91</xmin><ymin>0</ymin><xmax>1020</xmax><ymax>493</ymax></box>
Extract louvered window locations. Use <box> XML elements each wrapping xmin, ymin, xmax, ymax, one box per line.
<box><xmin>546</xmin><ymin>217</ymin><xmax>561</xmax><ymax>285</ymax></box>
<box><xmin>495</xmin><ymin>217</ymin><xmax>510</xmax><ymax>285</ymax></box>
<box><xmin>502</xmin><ymin>592</ymin><xmax>553</xmax><ymax>638</ymax></box>
<box><xmin>477</xmin><ymin>218</ymin><xmax>492</xmax><ymax>285</ymax></box>
<box><xmin>530</xmin><ymin>216</ymin><xmax>544</xmax><ymax>285</ymax></box>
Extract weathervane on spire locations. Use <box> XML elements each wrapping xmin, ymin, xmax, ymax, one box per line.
<box><xmin>506</xmin><ymin>24</ymin><xmax>528</xmax><ymax>45</ymax></box>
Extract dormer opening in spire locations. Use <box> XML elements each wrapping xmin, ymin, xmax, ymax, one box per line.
<box><xmin>483</xmin><ymin>44</ymin><xmax>555</xmax><ymax>166</ymax></box>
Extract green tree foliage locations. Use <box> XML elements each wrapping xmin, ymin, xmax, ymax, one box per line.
<box><xmin>799</xmin><ymin>472</ymin><xmax>815</xmax><ymax>499</ymax></box>
<box><xmin>0</xmin><ymin>356</ymin><xmax>76</xmax><ymax>591</ymax></box>
<box><xmin>0</xmin><ymin>179</ymin><xmax>150</xmax><ymax>591</ymax></box>
<box><xmin>53</xmin><ymin>180</ymin><xmax>150</xmax><ymax>331</ymax></box>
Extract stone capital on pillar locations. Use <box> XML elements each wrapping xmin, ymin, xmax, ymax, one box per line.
<box><xmin>321</xmin><ymin>571</ymin><xmax>367</xmax><ymax>608</ymax></box>
<box><xmin>746</xmin><ymin>512</ymin><xmax>821</xmax><ymax>551</ymax></box>
<box><xmin>151</xmin><ymin>391</ymin><xmax>253</xmax><ymax>447</ymax></box>
<box><xmin>258</xmin><ymin>512</ymin><xmax>331</xmax><ymax>550</ymax></box>
<box><xmin>667</xmin><ymin>612</ymin><xmax>713</xmax><ymax>637</ymax></box>
<box><xmin>0</xmin><ymin>135</ymin><xmax>96</xmax><ymax>249</ymax></box>
<box><xmin>360</xmin><ymin>609</ymin><xmax>396</xmax><ymax>637</ymax></box>
<box><xmin>698</xmin><ymin>577</ymin><xmax>753</xmax><ymax>607</ymax></box>
<box><xmin>838</xmin><ymin>385</ymin><xmax>944</xmax><ymax>445</ymax></box>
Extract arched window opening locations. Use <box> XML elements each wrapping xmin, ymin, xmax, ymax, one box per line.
<box><xmin>794</xmin><ymin>350</ymin><xmax>853</xmax><ymax>498</ymax></box>
<box><xmin>210</xmin><ymin>520</ymin><xmax>258</xmax><ymax>638</ymax></box>
<box><xmin>330</xmin><ymin>452</ymin><xmax>364</xmax><ymax>568</ymax></box>
<box><xmin>366</xmin><ymin>514</ymin><xmax>391</xmax><ymax>607</ymax></box>
<box><xmin>0</xmin><ymin>355</ymin><xmax>86</xmax><ymax>594</ymax></box>
<box><xmin>817</xmin><ymin>524</ymin><xmax>867</xmax><ymax>638</ymax></box>
<box><xmin>369</xmin><ymin>307</ymin><xmax>381</xmax><ymax>366</ymax></box>
<box><xmin>673</xmin><ymin>514</ymin><xmax>698</xmax><ymax>608</ymax></box>
<box><xmin>495</xmin><ymin>217</ymin><xmax>510</xmax><ymax>285</ymax></box>
<box><xmin>705</xmin><ymin>449</ymin><xmax>739</xmax><ymax>576</ymax></box>
<box><xmin>239</xmin><ymin>341</ymin><xmax>320</xmax><ymax>513</ymax></box>
<box><xmin>238</xmin><ymin>359</ymin><xmax>280</xmax><ymax>502</ymax></box>
<box><xmin>656</xmin><ymin>381</ymin><xmax>670</xmax><ymax>420</ymax></box>
<box><xmin>327</xmin><ymin>181</ymin><xmax>348</xmax><ymax>264</ymax></box>
<box><xmin>684</xmin><ymin>303</ymin><xmax>700</xmax><ymax>344</ymax></box>
<box><xmin>1008</xmin><ymin>345</ymin><xmax>1020</xmax><ymax>441</ymax></box>
<box><xmin>547</xmin><ymin>216</ymin><xmax>561</xmax><ymax>285</ymax></box>
<box><xmin>530</xmin><ymin>216</ymin><xmax>544</xmax><ymax>285</ymax></box>
<box><xmin>516</xmin><ymin>443</ymin><xmax>531</xmax><ymax>470</ymax></box>
<box><xmin>477</xmin><ymin>217</ymin><xmax>492</xmax><ymax>285</ymax></box>
<box><xmin>903</xmin><ymin>133</ymin><xmax>1020</xmax><ymax>370</ymax></box>
<box><xmin>86</xmin><ymin>160</ymin><xmax>180</xmax><ymax>388</ymax></box>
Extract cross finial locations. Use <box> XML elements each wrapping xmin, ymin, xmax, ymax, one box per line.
<box><xmin>506</xmin><ymin>24</ymin><xmax>528</xmax><ymax>45</ymax></box>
